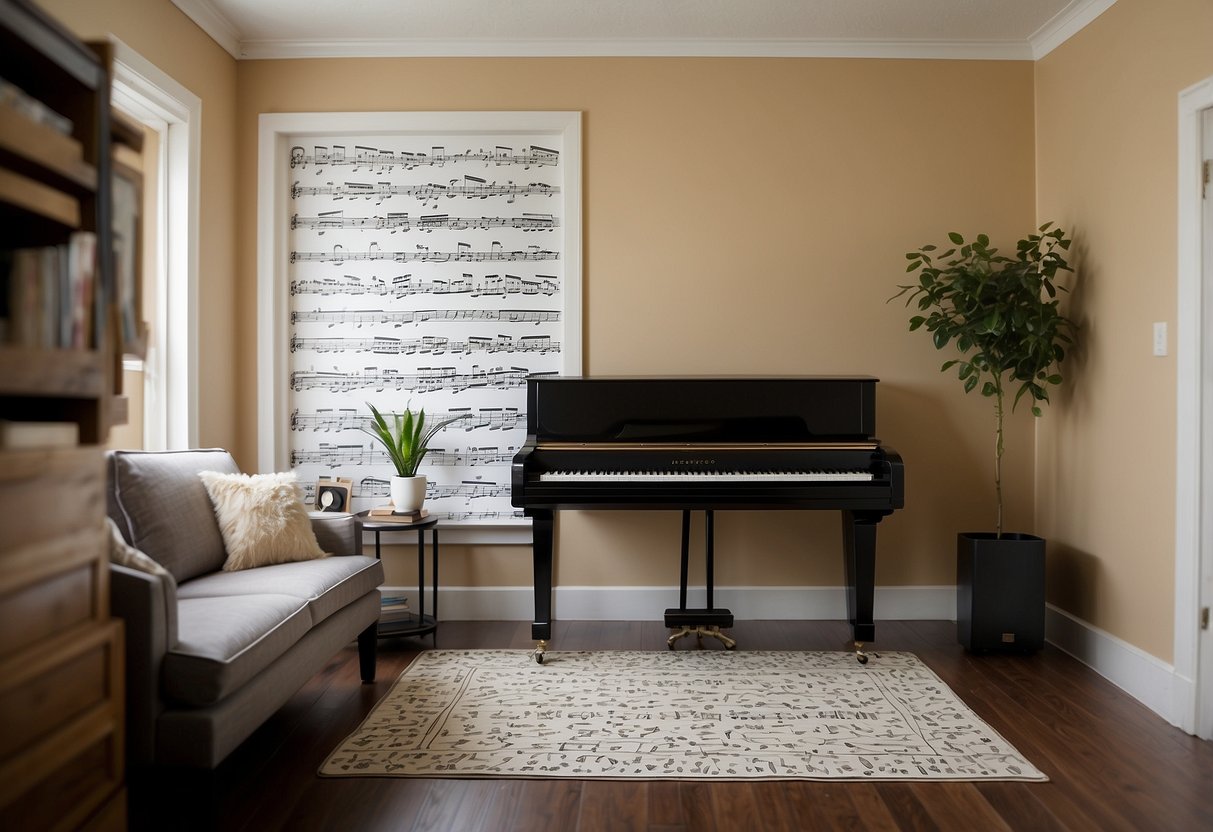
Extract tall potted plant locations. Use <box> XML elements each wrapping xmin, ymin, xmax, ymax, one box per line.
<box><xmin>890</xmin><ymin>223</ymin><xmax>1075</xmax><ymax>651</ymax></box>
<box><xmin>363</xmin><ymin>403</ymin><xmax>467</xmax><ymax>512</ymax></box>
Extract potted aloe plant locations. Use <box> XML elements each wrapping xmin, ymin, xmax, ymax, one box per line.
<box><xmin>363</xmin><ymin>402</ymin><xmax>467</xmax><ymax>512</ymax></box>
<box><xmin>890</xmin><ymin>223</ymin><xmax>1075</xmax><ymax>651</ymax></box>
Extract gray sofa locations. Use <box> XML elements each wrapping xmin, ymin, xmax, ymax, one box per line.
<box><xmin>105</xmin><ymin>449</ymin><xmax>383</xmax><ymax>768</ymax></box>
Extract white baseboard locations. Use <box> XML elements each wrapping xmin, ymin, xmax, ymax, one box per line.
<box><xmin>385</xmin><ymin>585</ymin><xmax>1188</xmax><ymax>728</ymax></box>
<box><xmin>1044</xmin><ymin>603</ymin><xmax>1188</xmax><ymax>728</ymax></box>
<box><xmin>388</xmin><ymin>584</ymin><xmax>957</xmax><ymax>623</ymax></box>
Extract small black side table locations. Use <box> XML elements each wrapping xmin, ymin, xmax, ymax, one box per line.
<box><xmin>356</xmin><ymin>512</ymin><xmax>440</xmax><ymax>642</ymax></box>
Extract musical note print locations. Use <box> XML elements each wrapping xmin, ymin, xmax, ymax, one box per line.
<box><xmin>299</xmin><ymin>477</ymin><xmax>525</xmax><ymax>521</ymax></box>
<box><xmin>291</xmin><ymin>443</ymin><xmax>517</xmax><ymax>469</ymax></box>
<box><xmin>285</xmin><ymin>125</ymin><xmax>571</xmax><ymax>528</ymax></box>
<box><xmin>289</xmin><ymin>334</ymin><xmax>559</xmax><ymax>356</ymax></box>
<box><xmin>290</xmin><ymin>407</ymin><xmax>524</xmax><ymax>433</ymax></box>
<box><xmin>289</xmin><ymin>242</ymin><xmax>558</xmax><ymax>264</ymax></box>
<box><xmin>290</xmin><ymin>365</ymin><xmax>552</xmax><ymax>394</ymax></box>
<box><xmin>291</xmin><ymin>309</ymin><xmax>559</xmax><ymax>327</ymax></box>
<box><xmin>289</xmin><ymin>144</ymin><xmax>558</xmax><ymax>172</ymax></box>
<box><xmin>290</xmin><ymin>273</ymin><xmax>559</xmax><ymax>300</ymax></box>
<box><xmin>290</xmin><ymin>178</ymin><xmax>558</xmax><ymax>205</ymax></box>
<box><xmin>291</xmin><ymin>212</ymin><xmax>557</xmax><ymax>234</ymax></box>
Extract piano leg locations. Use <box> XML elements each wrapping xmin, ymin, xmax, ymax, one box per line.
<box><xmin>842</xmin><ymin>510</ymin><xmax>878</xmax><ymax>662</ymax></box>
<box><xmin>529</xmin><ymin>509</ymin><xmax>554</xmax><ymax>663</ymax></box>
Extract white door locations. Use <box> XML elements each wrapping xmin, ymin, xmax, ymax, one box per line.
<box><xmin>1198</xmin><ymin>104</ymin><xmax>1213</xmax><ymax>739</ymax></box>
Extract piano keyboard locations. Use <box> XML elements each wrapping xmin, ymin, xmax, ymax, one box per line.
<box><xmin>537</xmin><ymin>469</ymin><xmax>874</xmax><ymax>483</ymax></box>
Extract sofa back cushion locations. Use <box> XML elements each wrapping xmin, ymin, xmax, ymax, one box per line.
<box><xmin>107</xmin><ymin>449</ymin><xmax>240</xmax><ymax>583</ymax></box>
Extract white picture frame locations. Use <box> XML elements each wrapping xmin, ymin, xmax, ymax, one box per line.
<box><xmin>257</xmin><ymin>112</ymin><xmax>582</xmax><ymax>543</ymax></box>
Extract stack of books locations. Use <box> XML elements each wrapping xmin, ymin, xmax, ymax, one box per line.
<box><xmin>367</xmin><ymin>506</ymin><xmax>430</xmax><ymax>524</ymax></box>
<box><xmin>0</xmin><ymin>233</ymin><xmax>97</xmax><ymax>349</ymax></box>
<box><xmin>379</xmin><ymin>592</ymin><xmax>410</xmax><ymax>624</ymax></box>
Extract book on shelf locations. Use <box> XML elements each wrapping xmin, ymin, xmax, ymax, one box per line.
<box><xmin>0</xmin><ymin>231</ymin><xmax>95</xmax><ymax>349</ymax></box>
<box><xmin>367</xmin><ymin>506</ymin><xmax>430</xmax><ymax>523</ymax></box>
<box><xmin>0</xmin><ymin>77</ymin><xmax>74</xmax><ymax>136</ymax></box>
<box><xmin>0</xmin><ymin>419</ymin><xmax>78</xmax><ymax>449</ymax></box>
<box><xmin>379</xmin><ymin>591</ymin><xmax>410</xmax><ymax>622</ymax></box>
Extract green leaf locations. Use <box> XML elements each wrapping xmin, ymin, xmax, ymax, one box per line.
<box><xmin>360</xmin><ymin>401</ymin><xmax>469</xmax><ymax>477</ymax></box>
<box><xmin>948</xmin><ymin>232</ymin><xmax>964</xmax><ymax>245</ymax></box>
<box><xmin>909</xmin><ymin>316</ymin><xmax>925</xmax><ymax>331</ymax></box>
<box><xmin>964</xmin><ymin>375</ymin><xmax>978</xmax><ymax>393</ymax></box>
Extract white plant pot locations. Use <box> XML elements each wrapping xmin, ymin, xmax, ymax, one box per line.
<box><xmin>390</xmin><ymin>475</ymin><xmax>427</xmax><ymax>512</ymax></box>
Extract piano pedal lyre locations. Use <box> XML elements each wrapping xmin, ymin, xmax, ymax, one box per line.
<box><xmin>666</xmin><ymin>624</ymin><xmax>737</xmax><ymax>650</ymax></box>
<box><xmin>531</xmin><ymin>639</ymin><xmax>548</xmax><ymax>664</ymax></box>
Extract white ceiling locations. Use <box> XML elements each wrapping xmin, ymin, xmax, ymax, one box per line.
<box><xmin>171</xmin><ymin>0</ymin><xmax>1117</xmax><ymax>61</ymax></box>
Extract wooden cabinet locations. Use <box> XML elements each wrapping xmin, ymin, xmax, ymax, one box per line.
<box><xmin>0</xmin><ymin>1</ymin><xmax>127</xmax><ymax>828</ymax></box>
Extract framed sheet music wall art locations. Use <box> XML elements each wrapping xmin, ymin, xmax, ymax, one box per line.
<box><xmin>257</xmin><ymin>112</ymin><xmax>582</xmax><ymax>543</ymax></box>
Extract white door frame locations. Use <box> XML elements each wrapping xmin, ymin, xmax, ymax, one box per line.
<box><xmin>109</xmin><ymin>39</ymin><xmax>201</xmax><ymax>450</ymax></box>
<box><xmin>1174</xmin><ymin>74</ymin><xmax>1213</xmax><ymax>737</ymax></box>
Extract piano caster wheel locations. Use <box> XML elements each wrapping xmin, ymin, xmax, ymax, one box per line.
<box><xmin>854</xmin><ymin>642</ymin><xmax>869</xmax><ymax>664</ymax></box>
<box><xmin>531</xmin><ymin>640</ymin><xmax>548</xmax><ymax>664</ymax></box>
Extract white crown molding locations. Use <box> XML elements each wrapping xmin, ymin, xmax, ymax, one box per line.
<box><xmin>235</xmin><ymin>36</ymin><xmax>1034</xmax><ymax>61</ymax></box>
<box><xmin>1029</xmin><ymin>0</ymin><xmax>1118</xmax><ymax>60</ymax></box>
<box><xmin>170</xmin><ymin>0</ymin><xmax>1117</xmax><ymax>62</ymax></box>
<box><xmin>171</xmin><ymin>0</ymin><xmax>242</xmax><ymax>59</ymax></box>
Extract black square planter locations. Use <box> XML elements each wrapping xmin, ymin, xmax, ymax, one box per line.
<box><xmin>956</xmin><ymin>532</ymin><xmax>1046</xmax><ymax>653</ymax></box>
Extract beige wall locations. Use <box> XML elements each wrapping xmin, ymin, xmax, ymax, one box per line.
<box><xmin>1034</xmin><ymin>0</ymin><xmax>1213</xmax><ymax>661</ymax></box>
<box><xmin>236</xmin><ymin>57</ymin><xmax>1038</xmax><ymax>590</ymax></box>
<box><xmin>40</xmin><ymin>0</ymin><xmax>241</xmax><ymax>454</ymax></box>
<box><xmin>56</xmin><ymin>0</ymin><xmax>1204</xmax><ymax>659</ymax></box>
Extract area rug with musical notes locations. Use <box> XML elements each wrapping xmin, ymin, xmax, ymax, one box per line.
<box><xmin>319</xmin><ymin>649</ymin><xmax>1047</xmax><ymax>781</ymax></box>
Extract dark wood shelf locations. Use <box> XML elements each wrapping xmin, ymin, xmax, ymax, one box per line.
<box><xmin>0</xmin><ymin>106</ymin><xmax>96</xmax><ymax>193</ymax></box>
<box><xmin>0</xmin><ymin>167</ymin><xmax>80</xmax><ymax>227</ymax></box>
<box><xmin>0</xmin><ymin>347</ymin><xmax>105</xmax><ymax>398</ymax></box>
<box><xmin>0</xmin><ymin>6</ymin><xmax>125</xmax><ymax>823</ymax></box>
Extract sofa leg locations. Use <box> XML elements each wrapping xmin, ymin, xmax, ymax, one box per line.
<box><xmin>357</xmin><ymin>621</ymin><xmax>378</xmax><ymax>683</ymax></box>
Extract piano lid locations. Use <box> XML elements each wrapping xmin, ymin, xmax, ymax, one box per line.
<box><xmin>525</xmin><ymin>376</ymin><xmax>878</xmax><ymax>443</ymax></box>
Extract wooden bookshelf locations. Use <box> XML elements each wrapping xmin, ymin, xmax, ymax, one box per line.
<box><xmin>0</xmin><ymin>106</ymin><xmax>96</xmax><ymax>192</ymax></box>
<box><xmin>0</xmin><ymin>1</ymin><xmax>126</xmax><ymax>829</ymax></box>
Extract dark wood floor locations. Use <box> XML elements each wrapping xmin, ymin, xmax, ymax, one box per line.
<box><xmin>128</xmin><ymin>620</ymin><xmax>1213</xmax><ymax>831</ymax></box>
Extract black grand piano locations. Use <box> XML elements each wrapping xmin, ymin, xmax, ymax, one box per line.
<box><xmin>511</xmin><ymin>376</ymin><xmax>904</xmax><ymax>662</ymax></box>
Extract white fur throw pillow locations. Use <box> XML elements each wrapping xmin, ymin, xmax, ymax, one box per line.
<box><xmin>107</xmin><ymin>517</ymin><xmax>170</xmax><ymax>577</ymax></box>
<box><xmin>198</xmin><ymin>470</ymin><xmax>328</xmax><ymax>571</ymax></box>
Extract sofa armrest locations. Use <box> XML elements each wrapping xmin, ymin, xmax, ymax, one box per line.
<box><xmin>110</xmin><ymin>562</ymin><xmax>178</xmax><ymax>767</ymax></box>
<box><xmin>311</xmin><ymin>512</ymin><xmax>361</xmax><ymax>556</ymax></box>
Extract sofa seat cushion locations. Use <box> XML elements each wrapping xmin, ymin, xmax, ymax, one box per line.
<box><xmin>165</xmin><ymin>594</ymin><xmax>311</xmax><ymax>706</ymax></box>
<box><xmin>107</xmin><ymin>449</ymin><xmax>240</xmax><ymax>583</ymax></box>
<box><xmin>177</xmin><ymin>556</ymin><xmax>383</xmax><ymax>626</ymax></box>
